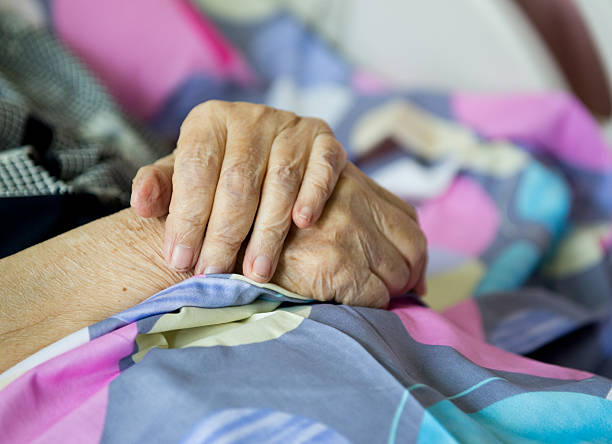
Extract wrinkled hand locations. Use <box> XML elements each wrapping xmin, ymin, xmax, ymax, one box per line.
<box><xmin>130</xmin><ymin>101</ymin><xmax>347</xmax><ymax>282</ymax></box>
<box><xmin>273</xmin><ymin>163</ymin><xmax>427</xmax><ymax>308</ymax></box>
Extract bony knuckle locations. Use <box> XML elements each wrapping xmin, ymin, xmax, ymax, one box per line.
<box><xmin>220</xmin><ymin>164</ymin><xmax>259</xmax><ymax>198</ymax></box>
<box><xmin>283</xmin><ymin>112</ymin><xmax>299</xmax><ymax>128</ymax></box>
<box><xmin>182</xmin><ymin>104</ymin><xmax>206</xmax><ymax>127</ymax></box>
<box><xmin>199</xmin><ymin>99</ymin><xmax>224</xmax><ymax>113</ymax></box>
<box><xmin>148</xmin><ymin>166</ymin><xmax>170</xmax><ymax>186</ymax></box>
<box><xmin>278</xmin><ymin>108</ymin><xmax>297</xmax><ymax>120</ymax></box>
<box><xmin>308</xmin><ymin>117</ymin><xmax>332</xmax><ymax>133</ymax></box>
<box><xmin>268</xmin><ymin>161</ymin><xmax>301</xmax><ymax>187</ymax></box>
<box><xmin>241</xmin><ymin>102</ymin><xmax>273</xmax><ymax>123</ymax></box>
<box><xmin>176</xmin><ymin>149</ymin><xmax>218</xmax><ymax>172</ymax></box>
<box><xmin>183</xmin><ymin>100</ymin><xmax>224</xmax><ymax>125</ymax></box>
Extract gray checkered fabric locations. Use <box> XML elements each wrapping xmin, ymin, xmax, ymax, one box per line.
<box><xmin>0</xmin><ymin>146</ymin><xmax>69</xmax><ymax>196</ymax></box>
<box><xmin>0</xmin><ymin>12</ymin><xmax>167</xmax><ymax>202</ymax></box>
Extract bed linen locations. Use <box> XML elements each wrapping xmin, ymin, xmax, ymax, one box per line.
<box><xmin>2</xmin><ymin>275</ymin><xmax>611</xmax><ymax>443</ymax></box>
<box><xmin>1</xmin><ymin>1</ymin><xmax>612</xmax><ymax>442</ymax></box>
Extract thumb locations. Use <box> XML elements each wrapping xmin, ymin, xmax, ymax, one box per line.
<box><xmin>130</xmin><ymin>153</ymin><xmax>175</xmax><ymax>218</ymax></box>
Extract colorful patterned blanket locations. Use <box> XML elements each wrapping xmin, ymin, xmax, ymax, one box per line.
<box><xmin>1</xmin><ymin>0</ymin><xmax>612</xmax><ymax>442</ymax></box>
<box><xmin>2</xmin><ymin>275</ymin><xmax>611</xmax><ymax>443</ymax></box>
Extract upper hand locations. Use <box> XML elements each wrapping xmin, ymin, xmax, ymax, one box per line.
<box><xmin>130</xmin><ymin>101</ymin><xmax>347</xmax><ymax>282</ymax></box>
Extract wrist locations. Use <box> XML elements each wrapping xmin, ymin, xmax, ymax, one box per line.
<box><xmin>63</xmin><ymin>208</ymin><xmax>192</xmax><ymax>321</ymax></box>
<box><xmin>0</xmin><ymin>208</ymin><xmax>190</xmax><ymax>371</ymax></box>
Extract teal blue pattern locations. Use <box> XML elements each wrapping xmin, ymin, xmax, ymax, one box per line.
<box><xmin>475</xmin><ymin>241</ymin><xmax>540</xmax><ymax>295</ymax></box>
<box><xmin>516</xmin><ymin>162</ymin><xmax>570</xmax><ymax>238</ymax></box>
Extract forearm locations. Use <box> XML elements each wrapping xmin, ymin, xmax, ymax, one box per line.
<box><xmin>0</xmin><ymin>209</ymin><xmax>191</xmax><ymax>372</ymax></box>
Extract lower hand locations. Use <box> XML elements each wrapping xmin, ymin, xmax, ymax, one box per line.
<box><xmin>273</xmin><ymin>163</ymin><xmax>427</xmax><ymax>308</ymax></box>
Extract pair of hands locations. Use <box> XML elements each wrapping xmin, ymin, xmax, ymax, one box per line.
<box><xmin>131</xmin><ymin>101</ymin><xmax>427</xmax><ymax>307</ymax></box>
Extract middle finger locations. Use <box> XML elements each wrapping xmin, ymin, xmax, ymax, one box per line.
<box><xmin>243</xmin><ymin>122</ymin><xmax>311</xmax><ymax>282</ymax></box>
<box><xmin>195</xmin><ymin>121</ymin><xmax>273</xmax><ymax>274</ymax></box>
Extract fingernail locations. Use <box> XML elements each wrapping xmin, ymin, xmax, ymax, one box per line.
<box><xmin>171</xmin><ymin>245</ymin><xmax>193</xmax><ymax>270</ymax></box>
<box><xmin>298</xmin><ymin>206</ymin><xmax>312</xmax><ymax>224</ymax></box>
<box><xmin>204</xmin><ymin>266</ymin><xmax>224</xmax><ymax>275</ymax></box>
<box><xmin>252</xmin><ymin>255</ymin><xmax>271</xmax><ymax>280</ymax></box>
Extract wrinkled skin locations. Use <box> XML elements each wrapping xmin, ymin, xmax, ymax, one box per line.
<box><xmin>131</xmin><ymin>101</ymin><xmax>348</xmax><ymax>283</ymax></box>
<box><xmin>1</xmin><ymin>159</ymin><xmax>427</xmax><ymax>370</ymax></box>
<box><xmin>131</xmin><ymin>101</ymin><xmax>427</xmax><ymax>307</ymax></box>
<box><xmin>272</xmin><ymin>163</ymin><xmax>427</xmax><ymax>308</ymax></box>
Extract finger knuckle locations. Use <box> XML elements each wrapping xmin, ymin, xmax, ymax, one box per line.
<box><xmin>307</xmin><ymin>117</ymin><xmax>333</xmax><ymax>134</ymax></box>
<box><xmin>220</xmin><ymin>163</ymin><xmax>260</xmax><ymax>199</ymax></box>
<box><xmin>268</xmin><ymin>160</ymin><xmax>301</xmax><ymax>188</ymax></box>
<box><xmin>177</xmin><ymin>146</ymin><xmax>219</xmax><ymax>169</ymax></box>
<box><xmin>174</xmin><ymin>148</ymin><xmax>220</xmax><ymax>180</ymax></box>
<box><xmin>197</xmin><ymin>99</ymin><xmax>225</xmax><ymax>114</ymax></box>
<box><xmin>278</xmin><ymin>113</ymin><xmax>299</xmax><ymax>132</ymax></box>
<box><xmin>182</xmin><ymin>100</ymin><xmax>225</xmax><ymax>127</ymax></box>
<box><xmin>237</xmin><ymin>102</ymin><xmax>276</xmax><ymax>124</ymax></box>
<box><xmin>182</xmin><ymin>105</ymin><xmax>205</xmax><ymax>129</ymax></box>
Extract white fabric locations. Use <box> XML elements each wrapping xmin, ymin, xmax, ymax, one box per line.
<box><xmin>287</xmin><ymin>0</ymin><xmax>568</xmax><ymax>92</ymax></box>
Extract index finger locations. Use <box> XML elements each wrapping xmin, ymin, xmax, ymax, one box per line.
<box><xmin>164</xmin><ymin>103</ymin><xmax>227</xmax><ymax>271</ymax></box>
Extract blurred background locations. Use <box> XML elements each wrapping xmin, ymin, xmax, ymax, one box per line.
<box><xmin>200</xmin><ymin>0</ymin><xmax>612</xmax><ymax>140</ymax></box>
<box><xmin>3</xmin><ymin>0</ymin><xmax>611</xmax><ymax>137</ymax></box>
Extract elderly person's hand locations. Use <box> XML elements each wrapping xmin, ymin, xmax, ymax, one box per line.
<box><xmin>0</xmin><ymin>163</ymin><xmax>426</xmax><ymax>370</ymax></box>
<box><xmin>273</xmin><ymin>163</ymin><xmax>427</xmax><ymax>308</ymax></box>
<box><xmin>130</xmin><ymin>101</ymin><xmax>347</xmax><ymax>282</ymax></box>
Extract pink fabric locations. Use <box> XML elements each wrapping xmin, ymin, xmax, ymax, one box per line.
<box><xmin>392</xmin><ymin>304</ymin><xmax>592</xmax><ymax>381</ymax></box>
<box><xmin>418</xmin><ymin>177</ymin><xmax>500</xmax><ymax>256</ymax></box>
<box><xmin>442</xmin><ymin>298</ymin><xmax>485</xmax><ymax>341</ymax></box>
<box><xmin>0</xmin><ymin>323</ymin><xmax>138</xmax><ymax>443</ymax></box>
<box><xmin>33</xmin><ymin>386</ymin><xmax>110</xmax><ymax>444</ymax></box>
<box><xmin>53</xmin><ymin>0</ymin><xmax>255</xmax><ymax>118</ymax></box>
<box><xmin>453</xmin><ymin>92</ymin><xmax>612</xmax><ymax>172</ymax></box>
